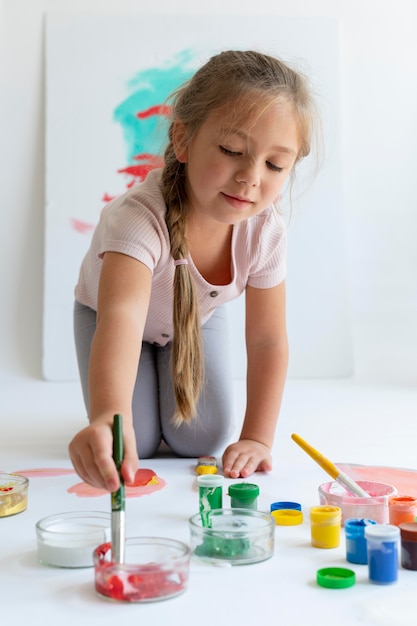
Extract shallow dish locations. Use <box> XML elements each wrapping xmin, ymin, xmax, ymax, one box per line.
<box><xmin>0</xmin><ymin>473</ymin><xmax>29</xmax><ymax>517</ymax></box>
<box><xmin>93</xmin><ymin>537</ymin><xmax>190</xmax><ymax>602</ymax></box>
<box><xmin>36</xmin><ymin>511</ymin><xmax>111</xmax><ymax>568</ymax></box>
<box><xmin>189</xmin><ymin>508</ymin><xmax>274</xmax><ymax>565</ymax></box>
<box><xmin>318</xmin><ymin>480</ymin><xmax>397</xmax><ymax>525</ymax></box>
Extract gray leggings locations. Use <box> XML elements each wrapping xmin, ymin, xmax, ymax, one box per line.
<box><xmin>73</xmin><ymin>301</ymin><xmax>235</xmax><ymax>459</ymax></box>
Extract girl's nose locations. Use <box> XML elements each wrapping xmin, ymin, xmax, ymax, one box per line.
<box><xmin>235</xmin><ymin>160</ymin><xmax>260</xmax><ymax>187</ymax></box>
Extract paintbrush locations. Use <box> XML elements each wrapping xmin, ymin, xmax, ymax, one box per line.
<box><xmin>111</xmin><ymin>413</ymin><xmax>126</xmax><ymax>562</ymax></box>
<box><xmin>291</xmin><ymin>433</ymin><xmax>370</xmax><ymax>498</ymax></box>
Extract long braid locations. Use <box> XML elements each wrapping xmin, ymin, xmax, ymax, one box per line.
<box><xmin>162</xmin><ymin>140</ymin><xmax>203</xmax><ymax>425</ymax></box>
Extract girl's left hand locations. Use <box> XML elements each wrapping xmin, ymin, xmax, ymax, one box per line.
<box><xmin>222</xmin><ymin>439</ymin><xmax>272</xmax><ymax>479</ymax></box>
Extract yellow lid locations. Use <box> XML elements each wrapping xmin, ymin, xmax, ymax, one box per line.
<box><xmin>196</xmin><ymin>465</ymin><xmax>218</xmax><ymax>475</ymax></box>
<box><xmin>271</xmin><ymin>509</ymin><xmax>303</xmax><ymax>526</ymax></box>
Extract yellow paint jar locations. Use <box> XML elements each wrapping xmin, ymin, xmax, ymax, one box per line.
<box><xmin>310</xmin><ymin>505</ymin><xmax>341</xmax><ymax>548</ymax></box>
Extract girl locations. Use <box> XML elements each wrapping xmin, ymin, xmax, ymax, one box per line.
<box><xmin>69</xmin><ymin>49</ymin><xmax>318</xmax><ymax>491</ymax></box>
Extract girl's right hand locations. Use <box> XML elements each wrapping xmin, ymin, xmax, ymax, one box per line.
<box><xmin>68</xmin><ymin>421</ymin><xmax>138</xmax><ymax>492</ymax></box>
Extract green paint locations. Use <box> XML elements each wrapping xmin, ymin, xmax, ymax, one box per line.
<box><xmin>114</xmin><ymin>49</ymin><xmax>197</xmax><ymax>164</ymax></box>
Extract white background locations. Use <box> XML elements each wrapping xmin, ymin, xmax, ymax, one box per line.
<box><xmin>1</xmin><ymin>0</ymin><xmax>416</xmax><ymax>392</ymax></box>
<box><xmin>43</xmin><ymin>13</ymin><xmax>350</xmax><ymax>380</ymax></box>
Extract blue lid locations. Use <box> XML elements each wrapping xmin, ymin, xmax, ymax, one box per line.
<box><xmin>270</xmin><ymin>501</ymin><xmax>302</xmax><ymax>512</ymax></box>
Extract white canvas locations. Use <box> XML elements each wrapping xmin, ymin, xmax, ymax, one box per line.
<box><xmin>43</xmin><ymin>13</ymin><xmax>352</xmax><ymax>380</ymax></box>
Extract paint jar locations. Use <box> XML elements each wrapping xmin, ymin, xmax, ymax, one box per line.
<box><xmin>365</xmin><ymin>524</ymin><xmax>400</xmax><ymax>584</ymax></box>
<box><xmin>94</xmin><ymin>537</ymin><xmax>190</xmax><ymax>602</ymax></box>
<box><xmin>196</xmin><ymin>456</ymin><xmax>218</xmax><ymax>475</ymax></box>
<box><xmin>197</xmin><ymin>474</ymin><xmax>224</xmax><ymax>527</ymax></box>
<box><xmin>36</xmin><ymin>511</ymin><xmax>111</xmax><ymax>568</ymax></box>
<box><xmin>310</xmin><ymin>505</ymin><xmax>341</xmax><ymax>548</ymax></box>
<box><xmin>388</xmin><ymin>495</ymin><xmax>417</xmax><ymax>526</ymax></box>
<box><xmin>399</xmin><ymin>522</ymin><xmax>417</xmax><ymax>570</ymax></box>
<box><xmin>319</xmin><ymin>480</ymin><xmax>397</xmax><ymax>525</ymax></box>
<box><xmin>344</xmin><ymin>518</ymin><xmax>377</xmax><ymax>564</ymax></box>
<box><xmin>189</xmin><ymin>508</ymin><xmax>274</xmax><ymax>565</ymax></box>
<box><xmin>228</xmin><ymin>483</ymin><xmax>259</xmax><ymax>510</ymax></box>
<box><xmin>0</xmin><ymin>473</ymin><xmax>29</xmax><ymax>517</ymax></box>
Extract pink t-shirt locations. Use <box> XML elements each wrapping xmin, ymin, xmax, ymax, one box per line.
<box><xmin>75</xmin><ymin>169</ymin><xmax>287</xmax><ymax>346</ymax></box>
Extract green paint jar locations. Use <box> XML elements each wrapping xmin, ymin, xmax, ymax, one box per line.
<box><xmin>197</xmin><ymin>474</ymin><xmax>224</xmax><ymax>527</ymax></box>
<box><xmin>228</xmin><ymin>483</ymin><xmax>260</xmax><ymax>510</ymax></box>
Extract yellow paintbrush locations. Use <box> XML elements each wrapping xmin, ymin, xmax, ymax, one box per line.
<box><xmin>291</xmin><ymin>433</ymin><xmax>370</xmax><ymax>498</ymax></box>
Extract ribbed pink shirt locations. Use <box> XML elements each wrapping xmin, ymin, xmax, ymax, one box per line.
<box><xmin>75</xmin><ymin>169</ymin><xmax>287</xmax><ymax>346</ymax></box>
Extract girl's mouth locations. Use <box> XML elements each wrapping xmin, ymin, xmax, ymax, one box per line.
<box><xmin>222</xmin><ymin>193</ymin><xmax>253</xmax><ymax>209</ymax></box>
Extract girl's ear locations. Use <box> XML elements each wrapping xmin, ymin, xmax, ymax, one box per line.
<box><xmin>172</xmin><ymin>120</ymin><xmax>188</xmax><ymax>163</ymax></box>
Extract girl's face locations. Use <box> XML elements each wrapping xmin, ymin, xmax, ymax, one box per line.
<box><xmin>177</xmin><ymin>100</ymin><xmax>300</xmax><ymax>226</ymax></box>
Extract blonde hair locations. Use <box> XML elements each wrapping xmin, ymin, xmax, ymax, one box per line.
<box><xmin>161</xmin><ymin>50</ymin><xmax>319</xmax><ymax>425</ymax></box>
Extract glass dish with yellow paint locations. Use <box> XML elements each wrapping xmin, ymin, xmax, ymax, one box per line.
<box><xmin>0</xmin><ymin>473</ymin><xmax>29</xmax><ymax>517</ymax></box>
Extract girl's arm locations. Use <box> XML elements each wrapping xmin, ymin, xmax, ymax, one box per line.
<box><xmin>222</xmin><ymin>280</ymin><xmax>289</xmax><ymax>478</ymax></box>
<box><xmin>69</xmin><ymin>251</ymin><xmax>152</xmax><ymax>491</ymax></box>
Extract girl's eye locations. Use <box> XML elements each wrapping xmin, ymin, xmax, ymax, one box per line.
<box><xmin>220</xmin><ymin>145</ymin><xmax>241</xmax><ymax>157</ymax></box>
<box><xmin>267</xmin><ymin>162</ymin><xmax>284</xmax><ymax>173</ymax></box>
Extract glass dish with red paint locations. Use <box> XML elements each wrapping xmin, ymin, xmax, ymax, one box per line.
<box><xmin>93</xmin><ymin>537</ymin><xmax>190</xmax><ymax>602</ymax></box>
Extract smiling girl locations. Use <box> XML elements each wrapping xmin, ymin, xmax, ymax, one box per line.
<box><xmin>69</xmin><ymin>50</ymin><xmax>319</xmax><ymax>491</ymax></box>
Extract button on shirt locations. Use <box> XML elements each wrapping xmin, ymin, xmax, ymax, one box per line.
<box><xmin>75</xmin><ymin>169</ymin><xmax>287</xmax><ymax>347</ymax></box>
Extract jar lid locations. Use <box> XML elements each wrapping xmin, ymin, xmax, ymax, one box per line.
<box><xmin>270</xmin><ymin>501</ymin><xmax>302</xmax><ymax>512</ymax></box>
<box><xmin>271</xmin><ymin>509</ymin><xmax>303</xmax><ymax>526</ymax></box>
<box><xmin>197</xmin><ymin>474</ymin><xmax>224</xmax><ymax>487</ymax></box>
<box><xmin>196</xmin><ymin>465</ymin><xmax>218</xmax><ymax>475</ymax></box>
<box><xmin>399</xmin><ymin>522</ymin><xmax>417</xmax><ymax>540</ymax></box>
<box><xmin>364</xmin><ymin>523</ymin><xmax>400</xmax><ymax>540</ymax></box>
<box><xmin>316</xmin><ymin>567</ymin><xmax>355</xmax><ymax>589</ymax></box>
<box><xmin>310</xmin><ymin>505</ymin><xmax>341</xmax><ymax>521</ymax></box>
<box><xmin>228</xmin><ymin>483</ymin><xmax>260</xmax><ymax>499</ymax></box>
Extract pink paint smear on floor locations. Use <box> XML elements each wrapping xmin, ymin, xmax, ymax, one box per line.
<box><xmin>68</xmin><ymin>468</ymin><xmax>166</xmax><ymax>498</ymax></box>
<box><xmin>337</xmin><ymin>463</ymin><xmax>417</xmax><ymax>497</ymax></box>
<box><xmin>12</xmin><ymin>468</ymin><xmax>76</xmax><ymax>477</ymax></box>
<box><xmin>7</xmin><ymin>467</ymin><xmax>166</xmax><ymax>499</ymax></box>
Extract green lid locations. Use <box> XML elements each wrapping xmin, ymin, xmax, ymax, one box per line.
<box><xmin>228</xmin><ymin>483</ymin><xmax>260</xmax><ymax>500</ymax></box>
<box><xmin>316</xmin><ymin>567</ymin><xmax>356</xmax><ymax>589</ymax></box>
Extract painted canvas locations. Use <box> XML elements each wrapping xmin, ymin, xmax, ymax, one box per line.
<box><xmin>44</xmin><ymin>13</ymin><xmax>352</xmax><ymax>380</ymax></box>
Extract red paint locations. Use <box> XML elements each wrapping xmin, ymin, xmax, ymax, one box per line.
<box><xmin>117</xmin><ymin>164</ymin><xmax>155</xmax><ymax>178</ymax></box>
<box><xmin>94</xmin><ymin>542</ymin><xmax>187</xmax><ymax>602</ymax></box>
<box><xmin>102</xmin><ymin>193</ymin><xmax>116</xmax><ymax>202</ymax></box>
<box><xmin>70</xmin><ymin>217</ymin><xmax>95</xmax><ymax>234</ymax></box>
<box><xmin>136</xmin><ymin>104</ymin><xmax>171</xmax><ymax>119</ymax></box>
<box><xmin>129</xmin><ymin>468</ymin><xmax>157</xmax><ymax>486</ymax></box>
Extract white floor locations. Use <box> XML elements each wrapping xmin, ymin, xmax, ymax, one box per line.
<box><xmin>1</xmin><ymin>321</ymin><xmax>417</xmax><ymax>626</ymax></box>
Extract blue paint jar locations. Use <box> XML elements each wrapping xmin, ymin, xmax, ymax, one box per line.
<box><xmin>364</xmin><ymin>524</ymin><xmax>400</xmax><ymax>584</ymax></box>
<box><xmin>345</xmin><ymin>518</ymin><xmax>377</xmax><ymax>564</ymax></box>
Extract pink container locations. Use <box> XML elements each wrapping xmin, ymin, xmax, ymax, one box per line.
<box><xmin>318</xmin><ymin>481</ymin><xmax>397</xmax><ymax>525</ymax></box>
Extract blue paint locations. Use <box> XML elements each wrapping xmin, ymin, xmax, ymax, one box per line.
<box><xmin>365</xmin><ymin>524</ymin><xmax>400</xmax><ymax>584</ymax></box>
<box><xmin>345</xmin><ymin>518</ymin><xmax>376</xmax><ymax>564</ymax></box>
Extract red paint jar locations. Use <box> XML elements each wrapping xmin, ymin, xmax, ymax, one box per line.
<box><xmin>388</xmin><ymin>495</ymin><xmax>417</xmax><ymax>526</ymax></box>
<box><xmin>399</xmin><ymin>522</ymin><xmax>417</xmax><ymax>570</ymax></box>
